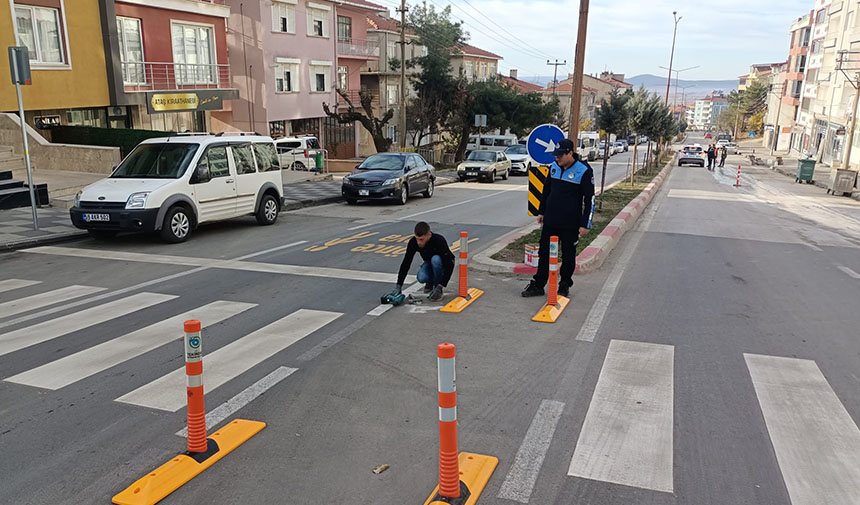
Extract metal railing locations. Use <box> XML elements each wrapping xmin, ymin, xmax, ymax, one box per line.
<box><xmin>336</xmin><ymin>89</ymin><xmax>379</xmax><ymax>107</ymax></box>
<box><xmin>121</xmin><ymin>61</ymin><xmax>231</xmax><ymax>91</ymax></box>
<box><xmin>337</xmin><ymin>38</ymin><xmax>380</xmax><ymax>58</ymax></box>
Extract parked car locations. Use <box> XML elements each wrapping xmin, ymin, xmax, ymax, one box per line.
<box><xmin>598</xmin><ymin>140</ymin><xmax>614</xmax><ymax>158</ymax></box>
<box><xmin>504</xmin><ymin>144</ymin><xmax>533</xmax><ymax>175</ymax></box>
<box><xmin>457</xmin><ymin>150</ymin><xmax>511</xmax><ymax>182</ymax></box>
<box><xmin>274</xmin><ymin>135</ymin><xmax>322</xmax><ymax>171</ymax></box>
<box><xmin>678</xmin><ymin>144</ymin><xmax>705</xmax><ymax>167</ymax></box>
<box><xmin>618</xmin><ymin>139</ymin><xmax>629</xmax><ymax>152</ymax></box>
<box><xmin>70</xmin><ymin>135</ymin><xmax>284</xmax><ymax>243</ymax></box>
<box><xmin>614</xmin><ymin>141</ymin><xmax>626</xmax><ymax>154</ymax></box>
<box><xmin>627</xmin><ymin>134</ymin><xmax>637</xmax><ymax>145</ymax></box>
<box><xmin>342</xmin><ymin>153</ymin><xmax>435</xmax><ymax>205</ymax></box>
<box><xmin>704</xmin><ymin>132</ymin><xmax>713</xmax><ymax>139</ymax></box>
<box><xmin>724</xmin><ymin>142</ymin><xmax>739</xmax><ymax>154</ymax></box>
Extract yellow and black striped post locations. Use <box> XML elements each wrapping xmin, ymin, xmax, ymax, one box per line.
<box><xmin>528</xmin><ymin>165</ymin><xmax>550</xmax><ymax>216</ymax></box>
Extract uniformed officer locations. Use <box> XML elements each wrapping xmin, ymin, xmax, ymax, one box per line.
<box><xmin>522</xmin><ymin>138</ymin><xmax>595</xmax><ymax>298</ymax></box>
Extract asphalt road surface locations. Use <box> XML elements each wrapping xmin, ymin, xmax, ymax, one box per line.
<box><xmin>4</xmin><ymin>138</ymin><xmax>860</xmax><ymax>505</ymax></box>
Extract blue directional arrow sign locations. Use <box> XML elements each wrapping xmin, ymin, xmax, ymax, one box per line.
<box><xmin>526</xmin><ymin>124</ymin><xmax>566</xmax><ymax>166</ymax></box>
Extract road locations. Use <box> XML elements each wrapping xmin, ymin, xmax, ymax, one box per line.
<box><xmin>7</xmin><ymin>135</ymin><xmax>860</xmax><ymax>505</ymax></box>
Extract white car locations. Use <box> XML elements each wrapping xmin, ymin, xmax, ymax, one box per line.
<box><xmin>503</xmin><ymin>144</ymin><xmax>533</xmax><ymax>175</ymax></box>
<box><xmin>614</xmin><ymin>141</ymin><xmax>625</xmax><ymax>154</ymax></box>
<box><xmin>70</xmin><ymin>134</ymin><xmax>284</xmax><ymax>243</ymax></box>
<box><xmin>678</xmin><ymin>144</ymin><xmax>705</xmax><ymax>167</ymax></box>
<box><xmin>274</xmin><ymin>135</ymin><xmax>322</xmax><ymax>171</ymax></box>
<box><xmin>598</xmin><ymin>140</ymin><xmax>615</xmax><ymax>157</ymax></box>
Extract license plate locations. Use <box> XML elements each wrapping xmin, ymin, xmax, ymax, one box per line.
<box><xmin>359</xmin><ymin>190</ymin><xmax>369</xmax><ymax>196</ymax></box>
<box><xmin>467</xmin><ymin>172</ymin><xmax>477</xmax><ymax>176</ymax></box>
<box><xmin>83</xmin><ymin>213</ymin><xmax>110</xmax><ymax>222</ymax></box>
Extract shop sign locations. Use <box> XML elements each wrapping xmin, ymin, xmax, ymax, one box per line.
<box><xmin>146</xmin><ymin>90</ymin><xmax>226</xmax><ymax>114</ymax></box>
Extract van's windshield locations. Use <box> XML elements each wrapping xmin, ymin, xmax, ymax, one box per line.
<box><xmin>111</xmin><ymin>143</ymin><xmax>199</xmax><ymax>179</ymax></box>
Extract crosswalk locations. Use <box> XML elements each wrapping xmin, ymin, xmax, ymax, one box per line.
<box><xmin>0</xmin><ymin>279</ymin><xmax>344</xmax><ymax>414</ymax></box>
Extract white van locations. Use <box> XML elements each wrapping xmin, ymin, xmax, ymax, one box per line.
<box><xmin>578</xmin><ymin>131</ymin><xmax>600</xmax><ymax>161</ymax></box>
<box><xmin>466</xmin><ymin>134</ymin><xmax>518</xmax><ymax>152</ymax></box>
<box><xmin>70</xmin><ymin>134</ymin><xmax>284</xmax><ymax>243</ymax></box>
<box><xmin>275</xmin><ymin>135</ymin><xmax>322</xmax><ymax>170</ymax></box>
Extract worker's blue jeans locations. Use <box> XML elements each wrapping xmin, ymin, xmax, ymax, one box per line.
<box><xmin>417</xmin><ymin>255</ymin><xmax>445</xmax><ymax>287</ymax></box>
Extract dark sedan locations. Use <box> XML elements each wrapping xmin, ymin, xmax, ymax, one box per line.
<box><xmin>342</xmin><ymin>153</ymin><xmax>435</xmax><ymax>205</ymax></box>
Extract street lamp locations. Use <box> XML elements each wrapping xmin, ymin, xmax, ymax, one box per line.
<box><xmin>659</xmin><ymin>64</ymin><xmax>700</xmax><ymax>110</ymax></box>
<box><xmin>664</xmin><ymin>11</ymin><xmax>682</xmax><ymax>105</ymax></box>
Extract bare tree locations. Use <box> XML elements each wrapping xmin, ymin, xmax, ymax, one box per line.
<box><xmin>323</xmin><ymin>89</ymin><xmax>394</xmax><ymax>153</ymax></box>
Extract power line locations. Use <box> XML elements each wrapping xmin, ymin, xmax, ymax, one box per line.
<box><xmin>453</xmin><ymin>0</ymin><xmax>557</xmax><ymax>61</ymax></box>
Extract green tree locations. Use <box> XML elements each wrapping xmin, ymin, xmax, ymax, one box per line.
<box><xmin>594</xmin><ymin>90</ymin><xmax>629</xmax><ymax>208</ymax></box>
<box><xmin>626</xmin><ymin>87</ymin><xmax>657</xmax><ymax>181</ymax></box>
<box><xmin>748</xmin><ymin>110</ymin><xmax>766</xmax><ymax>133</ymax></box>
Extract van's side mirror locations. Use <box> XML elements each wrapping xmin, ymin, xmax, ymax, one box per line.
<box><xmin>194</xmin><ymin>164</ymin><xmax>211</xmax><ymax>184</ymax></box>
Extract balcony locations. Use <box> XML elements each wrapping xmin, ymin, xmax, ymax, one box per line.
<box><xmin>335</xmin><ymin>89</ymin><xmax>380</xmax><ymax>108</ymax></box>
<box><xmin>337</xmin><ymin>38</ymin><xmax>380</xmax><ymax>59</ymax></box>
<box><xmin>120</xmin><ymin>62</ymin><xmax>232</xmax><ymax>92</ymax></box>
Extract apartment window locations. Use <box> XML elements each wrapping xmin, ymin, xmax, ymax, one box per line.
<box><xmin>791</xmin><ymin>80</ymin><xmax>803</xmax><ymax>98</ymax></box>
<box><xmin>15</xmin><ymin>5</ymin><xmax>65</xmax><ymax>64</ymax></box>
<box><xmin>489</xmin><ymin>63</ymin><xmax>496</xmax><ymax>77</ymax></box>
<box><xmin>387</xmin><ymin>84</ymin><xmax>398</xmax><ymax>105</ymax></box>
<box><xmin>387</xmin><ymin>40</ymin><xmax>398</xmax><ymax>59</ymax></box>
<box><xmin>272</xmin><ymin>0</ymin><xmax>296</xmax><ymax>33</ymax></box>
<box><xmin>117</xmin><ymin>17</ymin><xmax>145</xmax><ymax>84</ymax></box>
<box><xmin>479</xmin><ymin>62</ymin><xmax>487</xmax><ymax>80</ymax></box>
<box><xmin>800</xmin><ymin>28</ymin><xmax>810</xmax><ymax>47</ymax></box>
<box><xmin>337</xmin><ymin>65</ymin><xmax>348</xmax><ymax>90</ymax></box>
<box><xmin>337</xmin><ymin>15</ymin><xmax>351</xmax><ymax>42</ymax></box>
<box><xmin>816</xmin><ymin>9</ymin><xmax>825</xmax><ymax>24</ymax></box>
<box><xmin>796</xmin><ymin>54</ymin><xmax>806</xmax><ymax>73</ymax></box>
<box><xmin>309</xmin><ymin>61</ymin><xmax>331</xmax><ymax>92</ymax></box>
<box><xmin>811</xmin><ymin>39</ymin><xmax>822</xmax><ymax>54</ymax></box>
<box><xmin>275</xmin><ymin>60</ymin><xmax>299</xmax><ymax>92</ymax></box>
<box><xmin>465</xmin><ymin>61</ymin><xmax>473</xmax><ymax>78</ymax></box>
<box><xmin>386</xmin><ymin>125</ymin><xmax>397</xmax><ymax>142</ymax></box>
<box><xmin>171</xmin><ymin>23</ymin><xmax>216</xmax><ymax>85</ymax></box>
<box><xmin>307</xmin><ymin>4</ymin><xmax>330</xmax><ymax>38</ymax></box>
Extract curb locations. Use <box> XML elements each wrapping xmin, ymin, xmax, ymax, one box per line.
<box><xmin>1</xmin><ymin>229</ymin><xmax>88</xmax><ymax>253</ymax></box>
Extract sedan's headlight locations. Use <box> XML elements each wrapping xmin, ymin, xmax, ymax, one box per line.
<box><xmin>125</xmin><ymin>192</ymin><xmax>149</xmax><ymax>209</ymax></box>
<box><xmin>382</xmin><ymin>178</ymin><xmax>400</xmax><ymax>186</ymax></box>
<box><xmin>73</xmin><ymin>190</ymin><xmax>82</xmax><ymax>208</ymax></box>
<box><xmin>480</xmin><ymin>166</ymin><xmax>489</xmax><ymax>171</ymax></box>
<box><xmin>456</xmin><ymin>164</ymin><xmax>465</xmax><ymax>171</ymax></box>
<box><xmin>342</xmin><ymin>177</ymin><xmax>353</xmax><ymax>185</ymax></box>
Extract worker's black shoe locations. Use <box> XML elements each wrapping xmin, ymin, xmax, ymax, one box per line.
<box><xmin>558</xmin><ymin>283</ymin><xmax>571</xmax><ymax>297</ymax></box>
<box><xmin>521</xmin><ymin>281</ymin><xmax>545</xmax><ymax>297</ymax></box>
<box><xmin>428</xmin><ymin>285</ymin><xmax>444</xmax><ymax>301</ymax></box>
<box><xmin>423</xmin><ymin>283</ymin><xmax>434</xmax><ymax>293</ymax></box>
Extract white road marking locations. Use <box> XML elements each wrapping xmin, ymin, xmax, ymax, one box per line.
<box><xmin>837</xmin><ymin>265</ymin><xmax>860</xmax><ymax>279</ymax></box>
<box><xmin>176</xmin><ymin>366</ymin><xmax>298</xmax><ymax>436</ymax></box>
<box><xmin>497</xmin><ymin>400</ymin><xmax>565</xmax><ymax>503</ymax></box>
<box><xmin>25</xmin><ymin>246</ymin><xmax>410</xmax><ymax>284</ymax></box>
<box><xmin>0</xmin><ymin>293</ymin><xmax>176</xmax><ymax>357</ymax></box>
<box><xmin>667</xmin><ymin>188</ymin><xmax>761</xmax><ymax>202</ymax></box>
<box><xmin>366</xmin><ymin>282</ymin><xmax>422</xmax><ymax>316</ymax></box>
<box><xmin>0</xmin><ymin>285</ymin><xmax>106</xmax><ymax>319</ymax></box>
<box><xmin>568</xmin><ymin>340</ymin><xmax>674</xmax><ymax>493</ymax></box>
<box><xmin>399</xmin><ymin>186</ymin><xmax>522</xmax><ymax>219</ymax></box>
<box><xmin>116</xmin><ymin>309</ymin><xmax>342</xmax><ymax>411</ymax></box>
<box><xmin>233</xmin><ymin>240</ymin><xmax>308</xmax><ymax>260</ymax></box>
<box><xmin>745</xmin><ymin>354</ymin><xmax>860</xmax><ymax>505</ymax></box>
<box><xmin>347</xmin><ymin>221</ymin><xmax>394</xmax><ymax>230</ymax></box>
<box><xmin>5</xmin><ymin>301</ymin><xmax>255</xmax><ymax>389</ymax></box>
<box><xmin>444</xmin><ymin>183</ymin><xmax>529</xmax><ymax>192</ymax></box>
<box><xmin>0</xmin><ymin>279</ymin><xmax>40</xmax><ymax>294</ymax></box>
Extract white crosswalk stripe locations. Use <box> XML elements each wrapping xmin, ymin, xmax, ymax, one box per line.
<box><xmin>0</xmin><ymin>292</ymin><xmax>176</xmax><ymax>357</ymax></box>
<box><xmin>0</xmin><ymin>285</ymin><xmax>107</xmax><ymax>319</ymax></box>
<box><xmin>116</xmin><ymin>309</ymin><xmax>343</xmax><ymax>411</ymax></box>
<box><xmin>5</xmin><ymin>300</ymin><xmax>256</xmax><ymax>390</ymax></box>
<box><xmin>0</xmin><ymin>279</ymin><xmax>40</xmax><ymax>294</ymax></box>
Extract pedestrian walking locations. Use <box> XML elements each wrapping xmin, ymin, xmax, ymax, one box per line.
<box><xmin>522</xmin><ymin>139</ymin><xmax>595</xmax><ymax>299</ymax></box>
<box><xmin>706</xmin><ymin>144</ymin><xmax>716</xmax><ymax>171</ymax></box>
<box><xmin>719</xmin><ymin>145</ymin><xmax>727</xmax><ymax>167</ymax></box>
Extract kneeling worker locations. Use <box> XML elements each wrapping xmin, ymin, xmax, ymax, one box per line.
<box><xmin>395</xmin><ymin>221</ymin><xmax>455</xmax><ymax>301</ymax></box>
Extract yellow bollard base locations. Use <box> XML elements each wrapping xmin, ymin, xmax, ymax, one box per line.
<box><xmin>112</xmin><ymin>419</ymin><xmax>266</xmax><ymax>505</ymax></box>
<box><xmin>532</xmin><ymin>296</ymin><xmax>571</xmax><ymax>323</ymax></box>
<box><xmin>440</xmin><ymin>288</ymin><xmax>484</xmax><ymax>313</ymax></box>
<box><xmin>423</xmin><ymin>452</ymin><xmax>499</xmax><ymax>505</ymax></box>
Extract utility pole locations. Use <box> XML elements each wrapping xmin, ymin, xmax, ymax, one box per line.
<box><xmin>398</xmin><ymin>0</ymin><xmax>407</xmax><ymax>150</ymax></box>
<box><xmin>664</xmin><ymin>11</ymin><xmax>681</xmax><ymax>105</ymax></box>
<box><xmin>843</xmin><ymin>73</ymin><xmax>860</xmax><ymax>170</ymax></box>
<box><xmin>568</xmin><ymin>0</ymin><xmax>589</xmax><ymax>150</ymax></box>
<box><xmin>547</xmin><ymin>59</ymin><xmax>566</xmax><ymax>95</ymax></box>
<box><xmin>770</xmin><ymin>82</ymin><xmax>786</xmax><ymax>155</ymax></box>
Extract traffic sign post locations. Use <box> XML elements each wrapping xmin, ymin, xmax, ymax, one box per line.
<box><xmin>8</xmin><ymin>46</ymin><xmax>38</xmax><ymax>230</ymax></box>
<box><xmin>475</xmin><ymin>114</ymin><xmax>487</xmax><ymax>151</ymax></box>
<box><xmin>526</xmin><ymin>124</ymin><xmax>566</xmax><ymax>166</ymax></box>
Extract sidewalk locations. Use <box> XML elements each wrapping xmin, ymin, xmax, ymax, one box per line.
<box><xmin>0</xmin><ymin>168</ymin><xmax>460</xmax><ymax>251</ymax></box>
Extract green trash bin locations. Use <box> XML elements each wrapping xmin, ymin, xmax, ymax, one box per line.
<box><xmin>314</xmin><ymin>151</ymin><xmax>324</xmax><ymax>172</ymax></box>
<box><xmin>796</xmin><ymin>159</ymin><xmax>815</xmax><ymax>183</ymax></box>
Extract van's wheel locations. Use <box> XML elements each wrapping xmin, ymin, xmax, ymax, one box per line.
<box><xmin>88</xmin><ymin>230</ymin><xmax>117</xmax><ymax>240</ymax></box>
<box><xmin>397</xmin><ymin>184</ymin><xmax>409</xmax><ymax>205</ymax></box>
<box><xmin>256</xmin><ymin>194</ymin><xmax>279</xmax><ymax>225</ymax></box>
<box><xmin>160</xmin><ymin>206</ymin><xmax>192</xmax><ymax>243</ymax></box>
<box><xmin>290</xmin><ymin>161</ymin><xmax>306</xmax><ymax>171</ymax></box>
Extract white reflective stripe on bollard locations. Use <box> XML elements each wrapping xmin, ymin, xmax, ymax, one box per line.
<box><xmin>549</xmin><ymin>263</ymin><xmax>560</xmax><ymax>271</ymax></box>
<box><xmin>437</xmin><ymin>357</ymin><xmax>456</xmax><ymax>393</ymax></box>
<box><xmin>187</xmin><ymin>374</ymin><xmax>203</xmax><ymax>388</ymax></box>
<box><xmin>439</xmin><ymin>406</ymin><xmax>457</xmax><ymax>422</ymax></box>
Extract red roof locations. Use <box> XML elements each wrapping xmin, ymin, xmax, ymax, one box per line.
<box><xmin>607</xmin><ymin>78</ymin><xmax>632</xmax><ymax>88</ymax></box>
<box><xmin>499</xmin><ymin>74</ymin><xmax>543</xmax><ymax>93</ymax></box>
<box><xmin>452</xmin><ymin>43</ymin><xmax>502</xmax><ymax>60</ymax></box>
<box><xmin>543</xmin><ymin>82</ymin><xmax>597</xmax><ymax>93</ymax></box>
<box><xmin>366</xmin><ymin>13</ymin><xmax>412</xmax><ymax>34</ymax></box>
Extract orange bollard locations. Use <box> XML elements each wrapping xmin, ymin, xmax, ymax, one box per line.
<box><xmin>735</xmin><ymin>164</ymin><xmax>741</xmax><ymax>187</ymax></box>
<box><xmin>458</xmin><ymin>232</ymin><xmax>468</xmax><ymax>298</ymax></box>
<box><xmin>546</xmin><ymin>236</ymin><xmax>559</xmax><ymax>307</ymax></box>
<box><xmin>184</xmin><ymin>319</ymin><xmax>207</xmax><ymax>453</ymax></box>
<box><xmin>437</xmin><ymin>343</ymin><xmax>460</xmax><ymax>498</ymax></box>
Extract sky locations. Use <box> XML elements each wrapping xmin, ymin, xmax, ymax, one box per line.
<box><xmin>373</xmin><ymin>0</ymin><xmax>814</xmax><ymax>83</ymax></box>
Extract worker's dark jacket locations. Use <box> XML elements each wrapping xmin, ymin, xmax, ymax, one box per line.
<box><xmin>396</xmin><ymin>233</ymin><xmax>455</xmax><ymax>286</ymax></box>
<box><xmin>538</xmin><ymin>159</ymin><xmax>595</xmax><ymax>230</ymax></box>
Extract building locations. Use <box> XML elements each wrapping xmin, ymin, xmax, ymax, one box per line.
<box><xmin>669</xmin><ymin>105</ymin><xmax>686</xmax><ymax>123</ymax></box>
<box><xmin>499</xmin><ymin>69</ymin><xmax>543</xmax><ymax>94</ymax></box>
<box><xmin>739</xmin><ymin>63</ymin><xmax>776</xmax><ymax>91</ymax></box>
<box><xmin>1</xmin><ymin>0</ymin><xmax>113</xmax><ymax>136</ymax></box>
<box><xmin>541</xmin><ymin>82</ymin><xmax>597</xmax><ymax>128</ymax></box>
<box><xmin>688</xmin><ymin>92</ymin><xmax>729</xmax><ymax>130</ymax></box>
<box><xmin>546</xmin><ymin>71</ymin><xmax>631</xmax><ymax>128</ymax></box>
<box><xmin>108</xmin><ymin>0</ymin><xmax>238</xmax><ymax>133</ymax></box>
<box><xmin>451</xmin><ymin>44</ymin><xmax>501</xmax><ymax>82</ymax></box>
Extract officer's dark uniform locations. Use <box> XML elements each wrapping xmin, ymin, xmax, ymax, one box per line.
<box><xmin>531</xmin><ymin>154</ymin><xmax>595</xmax><ymax>291</ymax></box>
